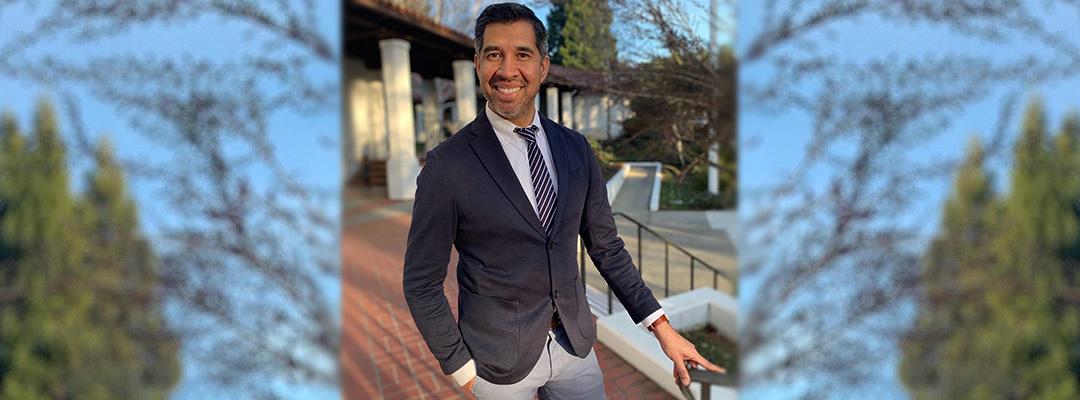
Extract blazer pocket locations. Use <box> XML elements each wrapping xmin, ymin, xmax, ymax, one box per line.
<box><xmin>458</xmin><ymin>287</ymin><xmax>520</xmax><ymax>373</ymax></box>
<box><xmin>573</xmin><ymin>280</ymin><xmax>596</xmax><ymax>339</ymax></box>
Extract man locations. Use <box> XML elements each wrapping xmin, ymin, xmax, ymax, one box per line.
<box><xmin>402</xmin><ymin>3</ymin><xmax>722</xmax><ymax>399</ymax></box>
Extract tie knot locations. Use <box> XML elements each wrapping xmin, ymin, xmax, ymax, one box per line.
<box><xmin>514</xmin><ymin>125</ymin><xmax>540</xmax><ymax>143</ymax></box>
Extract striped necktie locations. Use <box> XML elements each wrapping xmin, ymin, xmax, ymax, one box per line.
<box><xmin>513</xmin><ymin>125</ymin><xmax>557</xmax><ymax>235</ymax></box>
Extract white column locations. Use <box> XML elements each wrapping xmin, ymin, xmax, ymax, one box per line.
<box><xmin>708</xmin><ymin>0</ymin><xmax>721</xmax><ymax>196</ymax></box>
<box><xmin>379</xmin><ymin>38</ymin><xmax>420</xmax><ymax>200</ymax></box>
<box><xmin>342</xmin><ymin>60</ymin><xmax>361</xmax><ymax>182</ymax></box>
<box><xmin>421</xmin><ymin>79</ymin><xmax>439</xmax><ymax>150</ymax></box>
<box><xmin>573</xmin><ymin>95</ymin><xmax>583</xmax><ymax>132</ymax></box>
<box><xmin>545</xmin><ymin>86</ymin><xmax>559</xmax><ymax>121</ymax></box>
<box><xmin>708</xmin><ymin>142</ymin><xmax>720</xmax><ymax>194</ymax></box>
<box><xmin>452</xmin><ymin>60</ymin><xmax>477</xmax><ymax>126</ymax></box>
<box><xmin>345</xmin><ymin>60</ymin><xmax>387</xmax><ymax>180</ymax></box>
<box><xmin>602</xmin><ymin>94</ymin><xmax>613</xmax><ymax>140</ymax></box>
<box><xmin>560</xmin><ymin>91</ymin><xmax>574</xmax><ymax>129</ymax></box>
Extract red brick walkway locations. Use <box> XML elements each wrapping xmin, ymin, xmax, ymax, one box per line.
<box><xmin>341</xmin><ymin>186</ymin><xmax>674</xmax><ymax>399</ymax></box>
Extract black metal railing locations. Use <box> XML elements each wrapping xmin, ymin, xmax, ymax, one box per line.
<box><xmin>578</xmin><ymin>211</ymin><xmax>735</xmax><ymax>315</ymax></box>
<box><xmin>678</xmin><ymin>365</ymin><xmax>736</xmax><ymax>400</ymax></box>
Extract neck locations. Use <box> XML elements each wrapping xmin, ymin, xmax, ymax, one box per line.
<box><xmin>507</xmin><ymin>113</ymin><xmax>534</xmax><ymax>128</ymax></box>
<box><xmin>491</xmin><ymin>102</ymin><xmax>536</xmax><ymax>128</ymax></box>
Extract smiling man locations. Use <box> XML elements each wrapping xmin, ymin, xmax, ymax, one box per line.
<box><xmin>402</xmin><ymin>3</ymin><xmax>722</xmax><ymax>399</ymax></box>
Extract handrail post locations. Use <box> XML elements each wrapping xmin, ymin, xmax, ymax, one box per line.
<box><xmin>607</xmin><ymin>286</ymin><xmax>613</xmax><ymax>315</ymax></box>
<box><xmin>664</xmin><ymin>242</ymin><xmax>670</xmax><ymax>298</ymax></box>
<box><xmin>637</xmin><ymin>225</ymin><xmax>643</xmax><ymax>278</ymax></box>
<box><xmin>690</xmin><ymin>258</ymin><xmax>695</xmax><ymax>290</ymax></box>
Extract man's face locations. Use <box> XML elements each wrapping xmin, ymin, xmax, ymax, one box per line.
<box><xmin>475</xmin><ymin>21</ymin><xmax>549</xmax><ymax>126</ymax></box>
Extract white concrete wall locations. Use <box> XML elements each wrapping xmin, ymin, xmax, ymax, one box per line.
<box><xmin>597</xmin><ymin>288</ymin><xmax>737</xmax><ymax>400</ymax></box>
<box><xmin>560</xmin><ymin>91</ymin><xmax>574</xmax><ymax>130</ymax></box>
<box><xmin>565</xmin><ymin>92</ymin><xmax>633</xmax><ymax>141</ymax></box>
<box><xmin>573</xmin><ymin>93</ymin><xmax>603</xmax><ymax>139</ymax></box>
<box><xmin>608</xmin><ymin>97</ymin><xmax>632</xmax><ymax>139</ymax></box>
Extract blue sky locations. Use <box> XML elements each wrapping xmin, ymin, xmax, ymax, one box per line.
<box><xmin>0</xmin><ymin>2</ymin><xmax>341</xmax><ymax>399</ymax></box>
<box><xmin>738</xmin><ymin>2</ymin><xmax>1080</xmax><ymax>398</ymax></box>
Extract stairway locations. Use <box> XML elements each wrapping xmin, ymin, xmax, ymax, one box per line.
<box><xmin>358</xmin><ymin>158</ymin><xmax>426</xmax><ymax>188</ymax></box>
<box><xmin>364</xmin><ymin>159</ymin><xmax>387</xmax><ymax>186</ymax></box>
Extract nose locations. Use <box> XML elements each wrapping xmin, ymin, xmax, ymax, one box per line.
<box><xmin>496</xmin><ymin>58</ymin><xmax>518</xmax><ymax>80</ymax></box>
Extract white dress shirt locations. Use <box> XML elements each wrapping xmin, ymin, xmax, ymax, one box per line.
<box><xmin>449</xmin><ymin>104</ymin><xmax>665</xmax><ymax>387</ymax></box>
<box><xmin>486</xmin><ymin>104</ymin><xmax>559</xmax><ymax>215</ymax></box>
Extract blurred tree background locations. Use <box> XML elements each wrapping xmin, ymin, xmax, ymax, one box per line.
<box><xmin>738</xmin><ymin>1</ymin><xmax>1080</xmax><ymax>397</ymax></box>
<box><xmin>0</xmin><ymin>101</ymin><xmax>180</xmax><ymax>399</ymax></box>
<box><xmin>0</xmin><ymin>1</ymin><xmax>340</xmax><ymax>398</ymax></box>
<box><xmin>901</xmin><ymin>99</ymin><xmax>1080</xmax><ymax>399</ymax></box>
<box><xmin>549</xmin><ymin>0</ymin><xmax>738</xmax><ymax>209</ymax></box>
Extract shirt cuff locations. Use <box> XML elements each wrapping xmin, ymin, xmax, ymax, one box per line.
<box><xmin>450</xmin><ymin>359</ymin><xmax>476</xmax><ymax>387</ymax></box>
<box><xmin>640</xmin><ymin>308</ymin><xmax>666</xmax><ymax>331</ymax></box>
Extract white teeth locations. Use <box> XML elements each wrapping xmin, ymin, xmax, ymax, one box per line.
<box><xmin>497</xmin><ymin>86</ymin><xmax>522</xmax><ymax>94</ymax></box>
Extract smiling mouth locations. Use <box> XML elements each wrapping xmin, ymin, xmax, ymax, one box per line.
<box><xmin>496</xmin><ymin>86</ymin><xmax>523</xmax><ymax>94</ymax></box>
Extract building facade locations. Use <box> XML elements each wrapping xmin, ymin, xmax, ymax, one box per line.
<box><xmin>345</xmin><ymin>0</ymin><xmax>632</xmax><ymax>199</ymax></box>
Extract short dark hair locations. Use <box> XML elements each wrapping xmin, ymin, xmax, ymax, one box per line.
<box><xmin>474</xmin><ymin>3</ymin><xmax>548</xmax><ymax>57</ymax></box>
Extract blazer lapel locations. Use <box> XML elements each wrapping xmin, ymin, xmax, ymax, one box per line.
<box><xmin>541</xmin><ymin>116</ymin><xmax>573</xmax><ymax>237</ymax></box>
<box><xmin>468</xmin><ymin>112</ymin><xmax>546</xmax><ymax>238</ymax></box>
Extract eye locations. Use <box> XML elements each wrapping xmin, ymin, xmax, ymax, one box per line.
<box><xmin>517</xmin><ymin>52</ymin><xmax>530</xmax><ymax>60</ymax></box>
<box><xmin>486</xmin><ymin>52</ymin><xmax>502</xmax><ymax>60</ymax></box>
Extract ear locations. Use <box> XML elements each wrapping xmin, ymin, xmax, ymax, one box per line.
<box><xmin>540</xmin><ymin>54</ymin><xmax>550</xmax><ymax>83</ymax></box>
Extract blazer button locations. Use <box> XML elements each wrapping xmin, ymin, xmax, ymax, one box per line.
<box><xmin>553</xmin><ymin>290</ymin><xmax>559</xmax><ymax>299</ymax></box>
<box><xmin>548</xmin><ymin>241</ymin><xmax>556</xmax><ymax>249</ymax></box>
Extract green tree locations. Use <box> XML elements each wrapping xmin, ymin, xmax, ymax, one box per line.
<box><xmin>0</xmin><ymin>100</ymin><xmax>94</xmax><ymax>400</ymax></box>
<box><xmin>0</xmin><ymin>111</ymin><xmax>26</xmax><ymax>266</ymax></box>
<box><xmin>0</xmin><ymin>102</ymin><xmax>179</xmax><ymax>399</ymax></box>
<box><xmin>559</xmin><ymin>0</ymin><xmax>616</xmax><ymax>70</ymax></box>
<box><xmin>986</xmin><ymin>98</ymin><xmax>1080</xmax><ymax>400</ymax></box>
<box><xmin>546</xmin><ymin>0</ymin><xmax>568</xmax><ymax>65</ymax></box>
<box><xmin>0</xmin><ymin>111</ymin><xmax>28</xmax><ymax>388</ymax></box>
<box><xmin>900</xmin><ymin>137</ymin><xmax>1001</xmax><ymax>399</ymax></box>
<box><xmin>74</xmin><ymin>137</ymin><xmax>180</xmax><ymax>399</ymax></box>
<box><xmin>901</xmin><ymin>98</ymin><xmax>1080</xmax><ymax>399</ymax></box>
<box><xmin>1051</xmin><ymin>111</ymin><xmax>1080</xmax><ymax>268</ymax></box>
<box><xmin>1050</xmin><ymin>110</ymin><xmax>1080</xmax><ymax>390</ymax></box>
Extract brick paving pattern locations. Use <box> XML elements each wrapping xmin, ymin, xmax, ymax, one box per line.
<box><xmin>341</xmin><ymin>186</ymin><xmax>674</xmax><ymax>399</ymax></box>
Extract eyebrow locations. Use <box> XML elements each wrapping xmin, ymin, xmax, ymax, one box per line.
<box><xmin>481</xmin><ymin>45</ymin><xmax>536</xmax><ymax>54</ymax></box>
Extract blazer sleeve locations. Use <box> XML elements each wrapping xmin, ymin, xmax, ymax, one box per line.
<box><xmin>402</xmin><ymin>150</ymin><xmax>472</xmax><ymax>375</ymax></box>
<box><xmin>577</xmin><ymin>141</ymin><xmax>662</xmax><ymax>324</ymax></box>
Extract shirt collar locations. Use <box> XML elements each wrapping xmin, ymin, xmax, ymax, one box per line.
<box><xmin>485</xmin><ymin>102</ymin><xmax>542</xmax><ymax>142</ymax></box>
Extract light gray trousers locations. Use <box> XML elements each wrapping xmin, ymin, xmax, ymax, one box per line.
<box><xmin>470</xmin><ymin>326</ymin><xmax>606</xmax><ymax>400</ymax></box>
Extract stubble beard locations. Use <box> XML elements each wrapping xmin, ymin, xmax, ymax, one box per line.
<box><xmin>484</xmin><ymin>85</ymin><xmax>534</xmax><ymax>123</ymax></box>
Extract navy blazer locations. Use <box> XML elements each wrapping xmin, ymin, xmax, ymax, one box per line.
<box><xmin>402</xmin><ymin>110</ymin><xmax>661</xmax><ymax>385</ymax></box>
